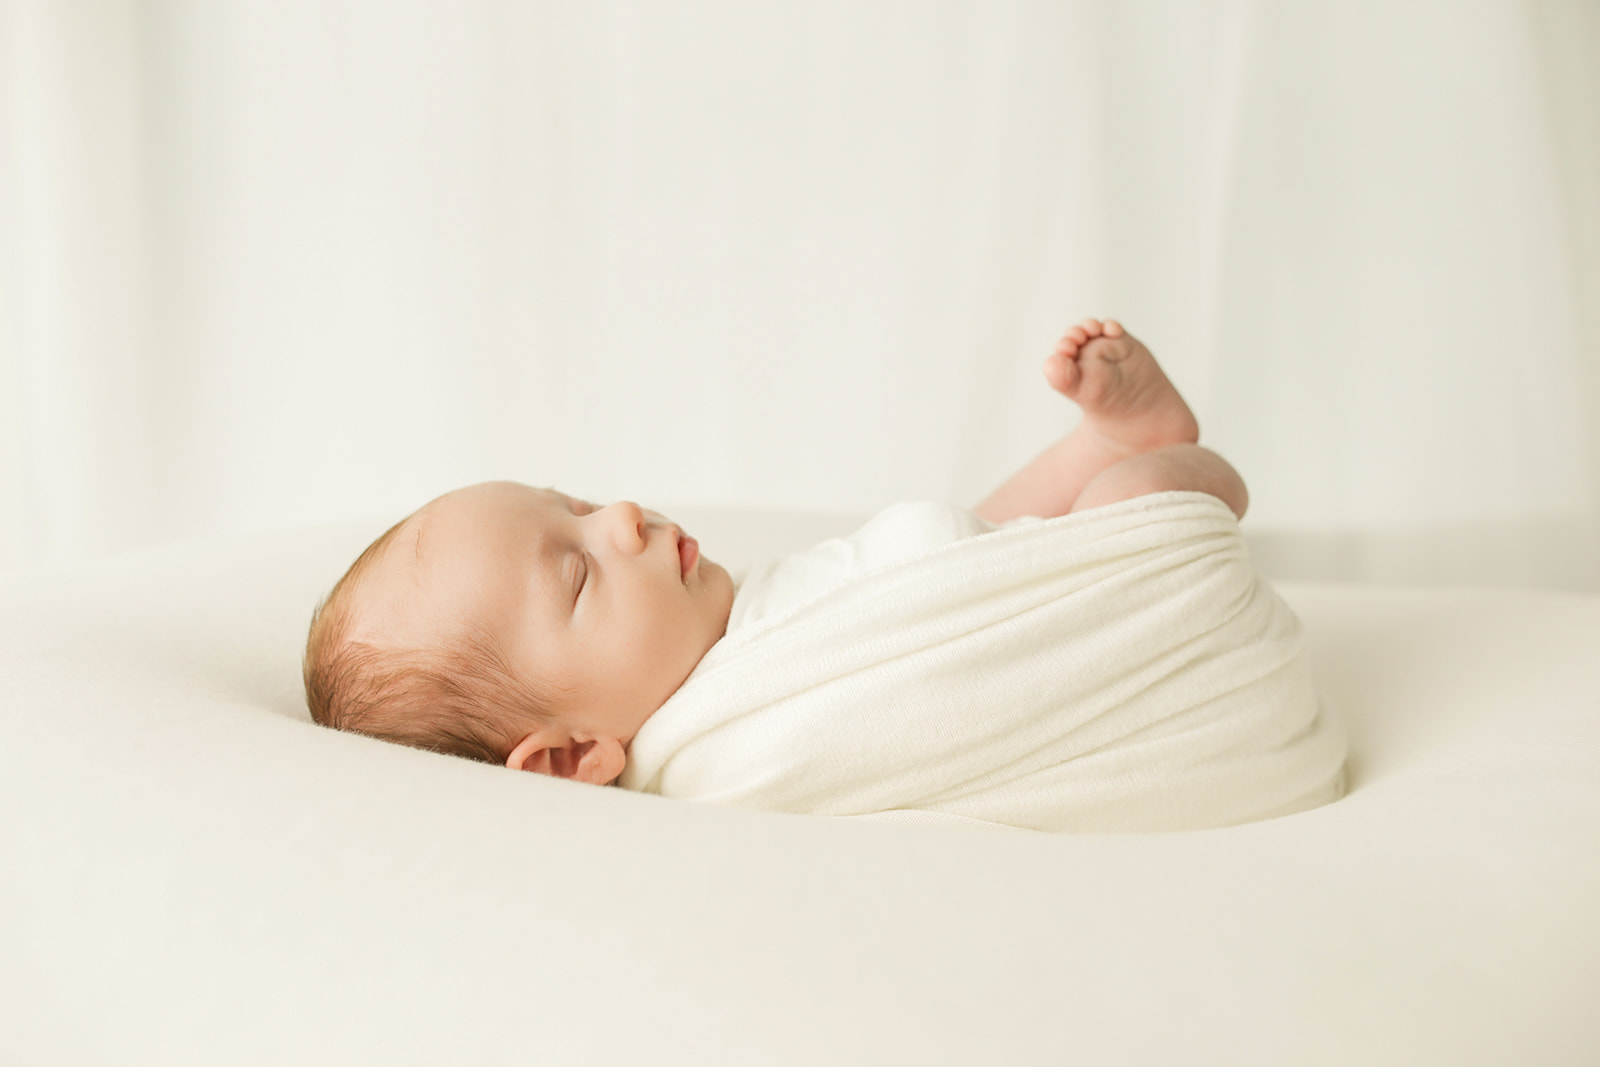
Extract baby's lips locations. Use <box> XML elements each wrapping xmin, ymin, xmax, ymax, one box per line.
<box><xmin>678</xmin><ymin>533</ymin><xmax>699</xmax><ymax>580</ymax></box>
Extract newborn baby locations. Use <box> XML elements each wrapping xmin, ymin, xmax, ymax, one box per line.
<box><xmin>306</xmin><ymin>319</ymin><xmax>1284</xmax><ymax>819</ymax></box>
<box><xmin>304</xmin><ymin>481</ymin><xmax>737</xmax><ymax>785</ymax></box>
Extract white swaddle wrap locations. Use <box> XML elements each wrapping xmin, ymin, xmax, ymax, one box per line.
<box><xmin>620</xmin><ymin>492</ymin><xmax>1347</xmax><ymax>832</ymax></box>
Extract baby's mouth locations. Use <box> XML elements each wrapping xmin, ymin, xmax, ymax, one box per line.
<box><xmin>678</xmin><ymin>532</ymin><xmax>699</xmax><ymax>581</ymax></box>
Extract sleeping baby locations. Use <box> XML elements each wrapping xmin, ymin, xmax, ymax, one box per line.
<box><xmin>304</xmin><ymin>319</ymin><xmax>1346</xmax><ymax>831</ymax></box>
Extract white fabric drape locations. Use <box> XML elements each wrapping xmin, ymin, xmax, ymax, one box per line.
<box><xmin>3</xmin><ymin>0</ymin><xmax>1597</xmax><ymax>587</ymax></box>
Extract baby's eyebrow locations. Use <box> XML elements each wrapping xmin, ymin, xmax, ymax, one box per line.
<box><xmin>544</xmin><ymin>487</ymin><xmax>578</xmax><ymax>509</ymax></box>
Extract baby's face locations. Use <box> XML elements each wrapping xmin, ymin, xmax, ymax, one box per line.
<box><xmin>360</xmin><ymin>481</ymin><xmax>735</xmax><ymax>752</ymax></box>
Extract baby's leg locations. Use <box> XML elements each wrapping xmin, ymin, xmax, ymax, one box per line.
<box><xmin>977</xmin><ymin>319</ymin><xmax>1214</xmax><ymax>523</ymax></box>
<box><xmin>1071</xmin><ymin>443</ymin><xmax>1248</xmax><ymax>519</ymax></box>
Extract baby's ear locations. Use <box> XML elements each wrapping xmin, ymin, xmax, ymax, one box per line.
<box><xmin>505</xmin><ymin>732</ymin><xmax>625</xmax><ymax>786</ymax></box>
<box><xmin>572</xmin><ymin>736</ymin><xmax>626</xmax><ymax>787</ymax></box>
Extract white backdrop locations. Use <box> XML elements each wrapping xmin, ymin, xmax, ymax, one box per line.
<box><xmin>3</xmin><ymin>0</ymin><xmax>1597</xmax><ymax>588</ymax></box>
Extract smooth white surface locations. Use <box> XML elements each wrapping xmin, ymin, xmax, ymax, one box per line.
<box><xmin>3</xmin><ymin>2</ymin><xmax>1598</xmax><ymax>588</ymax></box>
<box><xmin>2</xmin><ymin>508</ymin><xmax>1598</xmax><ymax>1065</ymax></box>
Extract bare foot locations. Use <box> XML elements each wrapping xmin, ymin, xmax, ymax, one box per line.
<box><xmin>1043</xmin><ymin>318</ymin><xmax>1199</xmax><ymax>457</ymax></box>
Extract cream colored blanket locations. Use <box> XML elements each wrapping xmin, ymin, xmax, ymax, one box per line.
<box><xmin>620</xmin><ymin>492</ymin><xmax>1346</xmax><ymax>832</ymax></box>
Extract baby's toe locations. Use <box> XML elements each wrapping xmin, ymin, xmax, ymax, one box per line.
<box><xmin>1043</xmin><ymin>351</ymin><xmax>1081</xmax><ymax>393</ymax></box>
<box><xmin>1077</xmin><ymin>318</ymin><xmax>1105</xmax><ymax>338</ymax></box>
<box><xmin>1104</xmin><ymin>319</ymin><xmax>1125</xmax><ymax>338</ymax></box>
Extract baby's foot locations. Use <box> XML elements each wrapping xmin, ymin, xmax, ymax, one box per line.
<box><xmin>1043</xmin><ymin>318</ymin><xmax>1199</xmax><ymax>456</ymax></box>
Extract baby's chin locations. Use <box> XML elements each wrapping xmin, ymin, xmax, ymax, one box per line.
<box><xmin>701</xmin><ymin>558</ymin><xmax>737</xmax><ymax>638</ymax></box>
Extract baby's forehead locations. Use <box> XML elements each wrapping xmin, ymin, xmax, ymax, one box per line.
<box><xmin>409</xmin><ymin>485</ymin><xmax>576</xmax><ymax>595</ymax></box>
<box><xmin>415</xmin><ymin>483</ymin><xmax>568</xmax><ymax>550</ymax></box>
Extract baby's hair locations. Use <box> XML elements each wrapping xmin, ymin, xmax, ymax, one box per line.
<box><xmin>303</xmin><ymin>515</ymin><xmax>554</xmax><ymax>765</ymax></box>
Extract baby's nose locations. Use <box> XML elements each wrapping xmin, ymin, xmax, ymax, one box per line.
<box><xmin>603</xmin><ymin>500</ymin><xmax>649</xmax><ymax>552</ymax></box>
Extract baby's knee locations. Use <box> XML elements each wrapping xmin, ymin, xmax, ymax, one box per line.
<box><xmin>1072</xmin><ymin>446</ymin><xmax>1248</xmax><ymax>519</ymax></box>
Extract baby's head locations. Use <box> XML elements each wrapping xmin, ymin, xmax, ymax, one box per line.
<box><xmin>303</xmin><ymin>481</ymin><xmax>735</xmax><ymax>784</ymax></box>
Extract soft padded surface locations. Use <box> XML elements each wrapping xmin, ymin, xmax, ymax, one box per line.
<box><xmin>3</xmin><ymin>509</ymin><xmax>1598</xmax><ymax>1066</ymax></box>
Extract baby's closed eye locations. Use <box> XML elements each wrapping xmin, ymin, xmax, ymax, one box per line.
<box><xmin>564</xmin><ymin>551</ymin><xmax>589</xmax><ymax>608</ymax></box>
